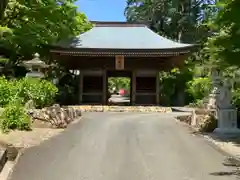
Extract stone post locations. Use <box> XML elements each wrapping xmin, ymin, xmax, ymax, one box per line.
<box><xmin>214</xmin><ymin>80</ymin><xmax>240</xmax><ymax>134</ymax></box>
<box><xmin>207</xmin><ymin>67</ymin><xmax>221</xmax><ymax>110</ymax></box>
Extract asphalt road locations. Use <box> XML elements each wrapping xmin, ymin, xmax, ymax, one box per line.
<box><xmin>9</xmin><ymin>112</ymin><xmax>237</xmax><ymax>180</ymax></box>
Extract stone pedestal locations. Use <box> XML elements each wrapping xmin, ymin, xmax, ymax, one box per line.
<box><xmin>26</xmin><ymin>71</ymin><xmax>44</xmax><ymax>78</ymax></box>
<box><xmin>214</xmin><ymin>109</ymin><xmax>240</xmax><ymax>134</ymax></box>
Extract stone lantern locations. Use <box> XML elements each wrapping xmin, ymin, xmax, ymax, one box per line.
<box><xmin>22</xmin><ymin>53</ymin><xmax>48</xmax><ymax>78</ymax></box>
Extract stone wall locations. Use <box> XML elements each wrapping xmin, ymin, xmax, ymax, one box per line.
<box><xmin>70</xmin><ymin>105</ymin><xmax>172</xmax><ymax>113</ymax></box>
<box><xmin>191</xmin><ymin>109</ymin><xmax>217</xmax><ymax>132</ymax></box>
<box><xmin>28</xmin><ymin>104</ymin><xmax>82</xmax><ymax>128</ymax></box>
<box><xmin>177</xmin><ymin>108</ymin><xmax>217</xmax><ymax>133</ymax></box>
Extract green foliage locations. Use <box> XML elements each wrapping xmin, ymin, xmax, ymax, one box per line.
<box><xmin>203</xmin><ymin>0</ymin><xmax>240</xmax><ymax>67</ymax></box>
<box><xmin>188</xmin><ymin>99</ymin><xmax>205</xmax><ymax>108</ymax></box>
<box><xmin>159</xmin><ymin>70</ymin><xmax>178</xmax><ymax>105</ymax></box>
<box><xmin>186</xmin><ymin>77</ymin><xmax>211</xmax><ymax>101</ymax></box>
<box><xmin>0</xmin><ymin>99</ymin><xmax>31</xmax><ymax>133</ymax></box>
<box><xmin>56</xmin><ymin>73</ymin><xmax>79</xmax><ymax>105</ymax></box>
<box><xmin>124</xmin><ymin>0</ymin><xmax>213</xmax><ymax>105</ymax></box>
<box><xmin>108</xmin><ymin>77</ymin><xmax>130</xmax><ymax>92</ymax></box>
<box><xmin>0</xmin><ymin>76</ymin><xmax>17</xmax><ymax>106</ymax></box>
<box><xmin>0</xmin><ymin>76</ymin><xmax>58</xmax><ymax>132</ymax></box>
<box><xmin>232</xmin><ymin>88</ymin><xmax>240</xmax><ymax>110</ymax></box>
<box><xmin>0</xmin><ymin>0</ymin><xmax>91</xmax><ymax>63</ymax></box>
<box><xmin>16</xmin><ymin>78</ymin><xmax>58</xmax><ymax>108</ymax></box>
<box><xmin>159</xmin><ymin>66</ymin><xmax>193</xmax><ymax>105</ymax></box>
<box><xmin>125</xmin><ymin>0</ymin><xmax>209</xmax><ymax>43</ymax></box>
<box><xmin>0</xmin><ymin>76</ymin><xmax>58</xmax><ymax>108</ymax></box>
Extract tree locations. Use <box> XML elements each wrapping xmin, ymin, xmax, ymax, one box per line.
<box><xmin>0</xmin><ymin>0</ymin><xmax>91</xmax><ymax>64</ymax></box>
<box><xmin>125</xmin><ymin>0</ymin><xmax>209</xmax><ymax>43</ymax></box>
<box><xmin>204</xmin><ymin>0</ymin><xmax>240</xmax><ymax>67</ymax></box>
<box><xmin>0</xmin><ymin>0</ymin><xmax>8</xmax><ymax>20</ymax></box>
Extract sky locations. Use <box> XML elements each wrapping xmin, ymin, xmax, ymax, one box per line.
<box><xmin>76</xmin><ymin>0</ymin><xmax>127</xmax><ymax>21</ymax></box>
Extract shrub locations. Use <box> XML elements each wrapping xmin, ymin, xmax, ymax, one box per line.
<box><xmin>39</xmin><ymin>79</ymin><xmax>58</xmax><ymax>107</ymax></box>
<box><xmin>0</xmin><ymin>76</ymin><xmax>58</xmax><ymax>108</ymax></box>
<box><xmin>186</xmin><ymin>77</ymin><xmax>211</xmax><ymax>102</ymax></box>
<box><xmin>0</xmin><ymin>100</ymin><xmax>31</xmax><ymax>133</ymax></box>
<box><xmin>188</xmin><ymin>99</ymin><xmax>205</xmax><ymax>108</ymax></box>
<box><xmin>0</xmin><ymin>77</ymin><xmax>17</xmax><ymax>107</ymax></box>
<box><xmin>16</xmin><ymin>78</ymin><xmax>58</xmax><ymax>108</ymax></box>
<box><xmin>232</xmin><ymin>88</ymin><xmax>240</xmax><ymax>110</ymax></box>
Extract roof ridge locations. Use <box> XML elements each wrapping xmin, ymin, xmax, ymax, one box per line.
<box><xmin>90</xmin><ymin>21</ymin><xmax>147</xmax><ymax>27</ymax></box>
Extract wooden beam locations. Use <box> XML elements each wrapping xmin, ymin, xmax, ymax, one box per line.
<box><xmin>156</xmin><ymin>71</ymin><xmax>160</xmax><ymax>105</ymax></box>
<box><xmin>103</xmin><ymin>69</ymin><xmax>107</xmax><ymax>105</ymax></box>
<box><xmin>79</xmin><ymin>70</ymin><xmax>83</xmax><ymax>104</ymax></box>
<box><xmin>131</xmin><ymin>70</ymin><xmax>136</xmax><ymax>105</ymax></box>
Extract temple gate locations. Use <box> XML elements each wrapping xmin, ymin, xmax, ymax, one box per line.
<box><xmin>51</xmin><ymin>21</ymin><xmax>195</xmax><ymax>105</ymax></box>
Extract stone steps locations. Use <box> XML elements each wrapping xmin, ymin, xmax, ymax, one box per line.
<box><xmin>70</xmin><ymin>105</ymin><xmax>172</xmax><ymax>113</ymax></box>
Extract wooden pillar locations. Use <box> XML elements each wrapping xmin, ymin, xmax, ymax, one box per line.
<box><xmin>79</xmin><ymin>70</ymin><xmax>83</xmax><ymax>104</ymax></box>
<box><xmin>156</xmin><ymin>71</ymin><xmax>160</xmax><ymax>105</ymax></box>
<box><xmin>131</xmin><ymin>70</ymin><xmax>136</xmax><ymax>105</ymax></box>
<box><xmin>102</xmin><ymin>69</ymin><xmax>107</xmax><ymax>105</ymax></box>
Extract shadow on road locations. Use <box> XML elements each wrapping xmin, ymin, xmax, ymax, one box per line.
<box><xmin>210</xmin><ymin>157</ymin><xmax>240</xmax><ymax>178</ymax></box>
<box><xmin>187</xmin><ymin>130</ymin><xmax>240</xmax><ymax>178</ymax></box>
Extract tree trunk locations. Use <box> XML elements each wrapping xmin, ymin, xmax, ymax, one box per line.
<box><xmin>0</xmin><ymin>0</ymin><xmax>8</xmax><ymax>21</ymax></box>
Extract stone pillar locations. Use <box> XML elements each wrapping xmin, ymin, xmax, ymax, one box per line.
<box><xmin>214</xmin><ymin>80</ymin><xmax>240</xmax><ymax>134</ymax></box>
<box><xmin>156</xmin><ymin>71</ymin><xmax>160</xmax><ymax>105</ymax></box>
<box><xmin>131</xmin><ymin>70</ymin><xmax>136</xmax><ymax>105</ymax></box>
<box><xmin>207</xmin><ymin>68</ymin><xmax>221</xmax><ymax>110</ymax></box>
<box><xmin>207</xmin><ymin>67</ymin><xmax>240</xmax><ymax>134</ymax></box>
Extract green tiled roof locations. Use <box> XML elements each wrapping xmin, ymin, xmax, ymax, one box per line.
<box><xmin>57</xmin><ymin>22</ymin><xmax>194</xmax><ymax>50</ymax></box>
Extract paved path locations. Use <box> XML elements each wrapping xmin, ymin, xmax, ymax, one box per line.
<box><xmin>109</xmin><ymin>94</ymin><xmax>130</xmax><ymax>104</ymax></box>
<box><xmin>9</xmin><ymin>112</ymin><xmax>237</xmax><ymax>180</ymax></box>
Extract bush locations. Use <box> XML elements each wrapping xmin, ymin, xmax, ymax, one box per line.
<box><xmin>232</xmin><ymin>88</ymin><xmax>240</xmax><ymax>110</ymax></box>
<box><xmin>186</xmin><ymin>77</ymin><xmax>211</xmax><ymax>102</ymax></box>
<box><xmin>0</xmin><ymin>77</ymin><xmax>17</xmax><ymax>106</ymax></box>
<box><xmin>0</xmin><ymin>77</ymin><xmax>58</xmax><ymax>108</ymax></box>
<box><xmin>188</xmin><ymin>99</ymin><xmax>204</xmax><ymax>108</ymax></box>
<box><xmin>108</xmin><ymin>77</ymin><xmax>130</xmax><ymax>92</ymax></box>
<box><xmin>16</xmin><ymin>78</ymin><xmax>58</xmax><ymax>108</ymax></box>
<box><xmin>0</xmin><ymin>76</ymin><xmax>58</xmax><ymax>132</ymax></box>
<box><xmin>0</xmin><ymin>100</ymin><xmax>31</xmax><ymax>132</ymax></box>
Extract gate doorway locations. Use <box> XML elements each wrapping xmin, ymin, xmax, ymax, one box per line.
<box><xmin>107</xmin><ymin>70</ymin><xmax>131</xmax><ymax>106</ymax></box>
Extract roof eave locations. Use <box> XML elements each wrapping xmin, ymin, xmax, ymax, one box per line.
<box><xmin>51</xmin><ymin>48</ymin><xmax>195</xmax><ymax>57</ymax></box>
<box><xmin>51</xmin><ymin>44</ymin><xmax>196</xmax><ymax>52</ymax></box>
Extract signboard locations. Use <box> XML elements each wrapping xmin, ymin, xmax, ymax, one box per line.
<box><xmin>115</xmin><ymin>55</ymin><xmax>124</xmax><ymax>70</ymax></box>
